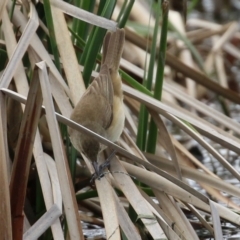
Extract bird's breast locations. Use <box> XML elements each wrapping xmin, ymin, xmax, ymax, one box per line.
<box><xmin>106</xmin><ymin>96</ymin><xmax>125</xmax><ymax>142</ymax></box>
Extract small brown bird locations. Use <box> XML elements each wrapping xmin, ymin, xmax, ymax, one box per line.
<box><xmin>68</xmin><ymin>29</ymin><xmax>125</xmax><ymax>179</ymax></box>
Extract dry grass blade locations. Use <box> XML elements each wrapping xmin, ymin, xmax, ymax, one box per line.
<box><xmin>44</xmin><ymin>154</ymin><xmax>62</xmax><ymax>210</ymax></box>
<box><xmin>209</xmin><ymin>201</ymin><xmax>223</xmax><ymax>240</ymax></box>
<box><xmin>23</xmin><ymin>204</ymin><xmax>62</xmax><ymax>240</ymax></box>
<box><xmin>149</xmin><ymin>109</ymin><xmax>182</xmax><ymax>179</ymax></box>
<box><xmin>154</xmin><ymin>191</ymin><xmax>199</xmax><ymax>240</ymax></box>
<box><xmin>95</xmin><ymin>169</ymin><xmax>120</xmax><ymax>240</ymax></box>
<box><xmin>10</xmin><ymin>71</ymin><xmax>43</xmax><ymax>240</ymax></box>
<box><xmin>111</xmin><ymin>156</ymin><xmax>164</xmax><ymax>239</ymax></box>
<box><xmin>113</xmin><ymin>192</ymin><xmax>141</xmax><ymax>240</ymax></box>
<box><xmin>50</xmin><ymin>0</ymin><xmax>117</xmax><ymax>31</ymax></box>
<box><xmin>0</xmin><ymin>92</ymin><xmax>12</xmax><ymax>240</ymax></box>
<box><xmin>0</xmin><ymin>3</ymin><xmax>38</xmax><ymax>89</ymax></box>
<box><xmin>49</xmin><ymin>73</ymin><xmax>73</xmax><ymax>118</ymax></box>
<box><xmin>185</xmin><ymin>203</ymin><xmax>214</xmax><ymax>236</ymax></box>
<box><xmin>140</xmin><ymin>189</ymin><xmax>184</xmax><ymax>240</ymax></box>
<box><xmin>51</xmin><ymin>3</ymin><xmax>85</xmax><ymax>105</ymax></box>
<box><xmin>36</xmin><ymin>61</ymin><xmax>84</xmax><ymax>239</ymax></box>
<box><xmin>2</xmin><ymin>9</ymin><xmax>29</xmax><ymax>97</ymax></box>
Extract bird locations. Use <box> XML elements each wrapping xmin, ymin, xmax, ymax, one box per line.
<box><xmin>68</xmin><ymin>29</ymin><xmax>125</xmax><ymax>180</ymax></box>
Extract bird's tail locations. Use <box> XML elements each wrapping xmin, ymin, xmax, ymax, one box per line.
<box><xmin>102</xmin><ymin>28</ymin><xmax>125</xmax><ymax>76</ymax></box>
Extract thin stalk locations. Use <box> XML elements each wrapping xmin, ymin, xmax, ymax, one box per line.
<box><xmin>120</xmin><ymin>70</ymin><xmax>152</xmax><ymax>97</ymax></box>
<box><xmin>62</xmin><ymin>122</ymin><xmax>77</xmax><ymax>182</ymax></box>
<box><xmin>71</xmin><ymin>0</ymin><xmax>81</xmax><ymax>44</ymax></box>
<box><xmin>147</xmin><ymin>0</ymin><xmax>169</xmax><ymax>153</ymax></box>
<box><xmin>43</xmin><ymin>0</ymin><xmax>61</xmax><ymax>71</ymax></box>
<box><xmin>136</xmin><ymin>2</ymin><xmax>160</xmax><ymax>151</ymax></box>
<box><xmin>68</xmin><ymin>27</ymin><xmax>86</xmax><ymax>48</ymax></box>
<box><xmin>118</xmin><ymin>0</ymin><xmax>135</xmax><ymax>28</ymax></box>
<box><xmin>116</xmin><ymin>0</ymin><xmax>128</xmax><ymax>23</ymax></box>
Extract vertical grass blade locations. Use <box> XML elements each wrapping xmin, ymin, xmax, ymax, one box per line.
<box><xmin>118</xmin><ymin>0</ymin><xmax>135</xmax><ymax>28</ymax></box>
<box><xmin>147</xmin><ymin>0</ymin><xmax>169</xmax><ymax>153</ymax></box>
<box><xmin>72</xmin><ymin>0</ymin><xmax>95</xmax><ymax>61</ymax></box>
<box><xmin>136</xmin><ymin>3</ymin><xmax>160</xmax><ymax>150</ymax></box>
<box><xmin>43</xmin><ymin>0</ymin><xmax>61</xmax><ymax>71</ymax></box>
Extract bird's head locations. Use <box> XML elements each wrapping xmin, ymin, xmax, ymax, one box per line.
<box><xmin>79</xmin><ymin>135</ymin><xmax>100</xmax><ymax>163</ymax></box>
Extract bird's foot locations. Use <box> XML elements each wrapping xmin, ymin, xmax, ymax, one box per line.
<box><xmin>90</xmin><ymin>150</ymin><xmax>116</xmax><ymax>182</ymax></box>
<box><xmin>90</xmin><ymin>160</ymin><xmax>110</xmax><ymax>182</ymax></box>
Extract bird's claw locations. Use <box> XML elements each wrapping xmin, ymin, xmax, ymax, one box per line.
<box><xmin>90</xmin><ymin>150</ymin><xmax>116</xmax><ymax>183</ymax></box>
<box><xmin>90</xmin><ymin>160</ymin><xmax>110</xmax><ymax>182</ymax></box>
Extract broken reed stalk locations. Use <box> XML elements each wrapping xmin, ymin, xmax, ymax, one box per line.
<box><xmin>10</xmin><ymin>70</ymin><xmax>43</xmax><ymax>240</ymax></box>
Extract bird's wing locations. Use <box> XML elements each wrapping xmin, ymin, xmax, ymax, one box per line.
<box><xmin>78</xmin><ymin>65</ymin><xmax>113</xmax><ymax>129</ymax></box>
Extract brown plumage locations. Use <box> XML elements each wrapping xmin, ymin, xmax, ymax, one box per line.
<box><xmin>68</xmin><ymin>29</ymin><xmax>125</xmax><ymax>179</ymax></box>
